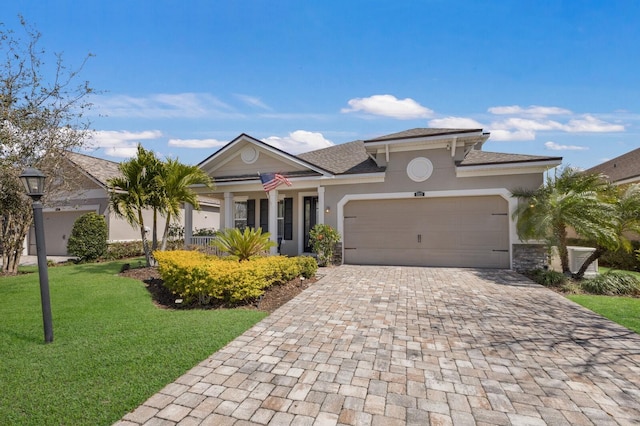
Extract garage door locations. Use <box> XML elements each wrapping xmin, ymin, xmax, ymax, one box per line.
<box><xmin>29</xmin><ymin>211</ymin><xmax>87</xmax><ymax>256</ymax></box>
<box><xmin>343</xmin><ymin>196</ymin><xmax>509</xmax><ymax>268</ymax></box>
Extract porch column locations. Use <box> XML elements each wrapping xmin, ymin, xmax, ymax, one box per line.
<box><xmin>268</xmin><ymin>190</ymin><xmax>278</xmax><ymax>255</ymax></box>
<box><xmin>224</xmin><ymin>192</ymin><xmax>234</xmax><ymax>230</ymax></box>
<box><xmin>183</xmin><ymin>202</ymin><xmax>193</xmax><ymax>248</ymax></box>
<box><xmin>317</xmin><ymin>186</ymin><xmax>325</xmax><ymax>225</ymax></box>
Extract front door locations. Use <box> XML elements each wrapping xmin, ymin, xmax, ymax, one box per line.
<box><xmin>303</xmin><ymin>196</ymin><xmax>318</xmax><ymax>252</ymax></box>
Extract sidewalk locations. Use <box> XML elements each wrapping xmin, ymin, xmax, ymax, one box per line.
<box><xmin>1</xmin><ymin>255</ymin><xmax>76</xmax><ymax>267</ymax></box>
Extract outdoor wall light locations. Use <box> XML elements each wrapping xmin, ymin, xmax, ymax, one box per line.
<box><xmin>19</xmin><ymin>167</ymin><xmax>54</xmax><ymax>343</ymax></box>
<box><xmin>325</xmin><ymin>206</ymin><xmax>330</xmax><ymax>214</ymax></box>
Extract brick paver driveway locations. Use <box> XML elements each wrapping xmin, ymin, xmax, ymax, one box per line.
<box><xmin>117</xmin><ymin>266</ymin><xmax>640</xmax><ymax>425</ymax></box>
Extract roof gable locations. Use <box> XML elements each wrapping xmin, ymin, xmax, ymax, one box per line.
<box><xmin>198</xmin><ymin>133</ymin><xmax>333</xmax><ymax>178</ymax></box>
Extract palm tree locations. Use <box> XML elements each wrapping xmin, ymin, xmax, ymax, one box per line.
<box><xmin>574</xmin><ymin>183</ymin><xmax>640</xmax><ymax>279</ymax></box>
<box><xmin>512</xmin><ymin>167</ymin><xmax>618</xmax><ymax>275</ymax></box>
<box><xmin>107</xmin><ymin>145</ymin><xmax>160</xmax><ymax>267</ymax></box>
<box><xmin>157</xmin><ymin>159</ymin><xmax>213</xmax><ymax>251</ymax></box>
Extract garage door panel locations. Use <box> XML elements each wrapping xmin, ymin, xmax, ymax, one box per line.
<box><xmin>344</xmin><ymin>196</ymin><xmax>509</xmax><ymax>268</ymax></box>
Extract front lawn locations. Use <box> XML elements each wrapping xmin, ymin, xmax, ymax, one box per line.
<box><xmin>0</xmin><ymin>259</ymin><xmax>267</xmax><ymax>425</ymax></box>
<box><xmin>567</xmin><ymin>294</ymin><xmax>640</xmax><ymax>334</ymax></box>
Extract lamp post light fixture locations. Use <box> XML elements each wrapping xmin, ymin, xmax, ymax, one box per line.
<box><xmin>19</xmin><ymin>167</ymin><xmax>54</xmax><ymax>344</ymax></box>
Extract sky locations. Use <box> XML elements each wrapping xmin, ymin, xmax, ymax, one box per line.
<box><xmin>4</xmin><ymin>0</ymin><xmax>640</xmax><ymax>169</ymax></box>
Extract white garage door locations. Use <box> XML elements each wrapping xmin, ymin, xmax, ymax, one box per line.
<box><xmin>343</xmin><ymin>196</ymin><xmax>509</xmax><ymax>268</ymax></box>
<box><xmin>30</xmin><ymin>211</ymin><xmax>87</xmax><ymax>256</ymax></box>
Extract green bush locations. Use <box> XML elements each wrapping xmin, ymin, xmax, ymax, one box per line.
<box><xmin>154</xmin><ymin>250</ymin><xmax>316</xmax><ymax>305</ymax></box>
<box><xmin>212</xmin><ymin>227</ymin><xmax>276</xmax><ymax>261</ymax></box>
<box><xmin>297</xmin><ymin>256</ymin><xmax>318</xmax><ymax>278</ymax></box>
<box><xmin>309</xmin><ymin>224</ymin><xmax>341</xmax><ymax>266</ymax></box>
<box><xmin>526</xmin><ymin>268</ymin><xmax>567</xmax><ymax>287</ymax></box>
<box><xmin>67</xmin><ymin>212</ymin><xmax>108</xmax><ymax>261</ymax></box>
<box><xmin>103</xmin><ymin>241</ymin><xmax>145</xmax><ymax>260</ymax></box>
<box><xmin>581</xmin><ymin>271</ymin><xmax>640</xmax><ymax>296</ymax></box>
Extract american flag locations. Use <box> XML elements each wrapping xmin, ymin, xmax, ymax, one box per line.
<box><xmin>260</xmin><ymin>172</ymin><xmax>292</xmax><ymax>192</ymax></box>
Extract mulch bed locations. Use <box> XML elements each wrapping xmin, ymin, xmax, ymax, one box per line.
<box><xmin>120</xmin><ymin>267</ymin><xmax>317</xmax><ymax>313</ymax></box>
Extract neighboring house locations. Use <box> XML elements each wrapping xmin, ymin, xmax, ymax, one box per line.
<box><xmin>584</xmin><ymin>147</ymin><xmax>640</xmax><ymax>185</ymax></box>
<box><xmin>28</xmin><ymin>152</ymin><xmax>220</xmax><ymax>256</ymax></box>
<box><xmin>192</xmin><ymin>128</ymin><xmax>562</xmax><ymax>269</ymax></box>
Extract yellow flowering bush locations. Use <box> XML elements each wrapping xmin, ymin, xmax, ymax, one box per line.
<box><xmin>153</xmin><ymin>250</ymin><xmax>318</xmax><ymax>305</ymax></box>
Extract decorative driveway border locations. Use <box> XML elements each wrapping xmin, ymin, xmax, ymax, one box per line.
<box><xmin>116</xmin><ymin>266</ymin><xmax>640</xmax><ymax>425</ymax></box>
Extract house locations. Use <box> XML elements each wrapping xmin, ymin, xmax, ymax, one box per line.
<box><xmin>584</xmin><ymin>147</ymin><xmax>640</xmax><ymax>185</ymax></box>
<box><xmin>29</xmin><ymin>152</ymin><xmax>220</xmax><ymax>256</ymax></box>
<box><xmin>191</xmin><ymin>128</ymin><xmax>562</xmax><ymax>269</ymax></box>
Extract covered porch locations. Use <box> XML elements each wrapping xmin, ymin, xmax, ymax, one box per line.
<box><xmin>185</xmin><ymin>186</ymin><xmax>326</xmax><ymax>256</ymax></box>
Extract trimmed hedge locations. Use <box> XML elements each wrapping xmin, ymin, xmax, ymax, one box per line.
<box><xmin>67</xmin><ymin>212</ymin><xmax>108</xmax><ymax>261</ymax></box>
<box><xmin>154</xmin><ymin>250</ymin><xmax>318</xmax><ymax>305</ymax></box>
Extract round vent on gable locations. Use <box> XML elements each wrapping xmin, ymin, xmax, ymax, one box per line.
<box><xmin>241</xmin><ymin>146</ymin><xmax>259</xmax><ymax>164</ymax></box>
<box><xmin>407</xmin><ymin>157</ymin><xmax>434</xmax><ymax>182</ymax></box>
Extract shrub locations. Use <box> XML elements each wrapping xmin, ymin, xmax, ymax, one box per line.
<box><xmin>526</xmin><ymin>268</ymin><xmax>567</xmax><ymax>287</ymax></box>
<box><xmin>297</xmin><ymin>256</ymin><xmax>318</xmax><ymax>278</ymax></box>
<box><xmin>103</xmin><ymin>241</ymin><xmax>145</xmax><ymax>260</ymax></box>
<box><xmin>581</xmin><ymin>271</ymin><xmax>640</xmax><ymax>296</ymax></box>
<box><xmin>154</xmin><ymin>250</ymin><xmax>316</xmax><ymax>305</ymax></box>
<box><xmin>194</xmin><ymin>227</ymin><xmax>216</xmax><ymax>236</ymax></box>
<box><xmin>212</xmin><ymin>227</ymin><xmax>276</xmax><ymax>261</ymax></box>
<box><xmin>67</xmin><ymin>212</ymin><xmax>108</xmax><ymax>261</ymax></box>
<box><xmin>309</xmin><ymin>224</ymin><xmax>341</xmax><ymax>266</ymax></box>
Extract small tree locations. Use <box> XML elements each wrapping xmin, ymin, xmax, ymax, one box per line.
<box><xmin>67</xmin><ymin>212</ymin><xmax>107</xmax><ymax>262</ymax></box>
<box><xmin>512</xmin><ymin>167</ymin><xmax>617</xmax><ymax>275</ymax></box>
<box><xmin>107</xmin><ymin>145</ymin><xmax>159</xmax><ymax>267</ymax></box>
<box><xmin>574</xmin><ymin>183</ymin><xmax>640</xmax><ymax>279</ymax></box>
<box><xmin>0</xmin><ymin>17</ymin><xmax>94</xmax><ymax>274</ymax></box>
<box><xmin>309</xmin><ymin>224</ymin><xmax>341</xmax><ymax>266</ymax></box>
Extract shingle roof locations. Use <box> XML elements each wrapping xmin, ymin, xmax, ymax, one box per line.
<box><xmin>297</xmin><ymin>140</ymin><xmax>385</xmax><ymax>175</ymax></box>
<box><xmin>365</xmin><ymin>128</ymin><xmax>482</xmax><ymax>142</ymax></box>
<box><xmin>458</xmin><ymin>150</ymin><xmax>562</xmax><ymax>166</ymax></box>
<box><xmin>64</xmin><ymin>151</ymin><xmax>121</xmax><ymax>187</ymax></box>
<box><xmin>584</xmin><ymin>147</ymin><xmax>640</xmax><ymax>183</ymax></box>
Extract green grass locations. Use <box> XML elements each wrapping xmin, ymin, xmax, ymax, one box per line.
<box><xmin>567</xmin><ymin>294</ymin><xmax>640</xmax><ymax>334</ymax></box>
<box><xmin>0</xmin><ymin>259</ymin><xmax>267</xmax><ymax>425</ymax></box>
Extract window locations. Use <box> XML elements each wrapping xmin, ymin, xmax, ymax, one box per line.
<box><xmin>277</xmin><ymin>200</ymin><xmax>285</xmax><ymax>239</ymax></box>
<box><xmin>234</xmin><ymin>201</ymin><xmax>247</xmax><ymax>230</ymax></box>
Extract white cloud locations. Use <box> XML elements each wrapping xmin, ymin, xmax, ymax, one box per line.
<box><xmin>234</xmin><ymin>94</ymin><xmax>272</xmax><ymax>110</ymax></box>
<box><xmin>103</xmin><ymin>145</ymin><xmax>139</xmax><ymax>158</ymax></box>
<box><xmin>488</xmin><ymin>129</ymin><xmax>536</xmax><ymax>141</ymax></box>
<box><xmin>168</xmin><ymin>138</ymin><xmax>228</xmax><ymax>148</ymax></box>
<box><xmin>544</xmin><ymin>141</ymin><xmax>589</xmax><ymax>151</ymax></box>
<box><xmin>493</xmin><ymin>117</ymin><xmax>564</xmax><ymax>131</ymax></box>
<box><xmin>488</xmin><ymin>105</ymin><xmax>572</xmax><ymax>116</ymax></box>
<box><xmin>263</xmin><ymin>130</ymin><xmax>334</xmax><ymax>154</ymax></box>
<box><xmin>485</xmin><ymin>112</ymin><xmax>624</xmax><ymax>141</ymax></box>
<box><xmin>93</xmin><ymin>93</ymin><xmax>241</xmax><ymax>119</ymax></box>
<box><xmin>563</xmin><ymin>115</ymin><xmax>625</xmax><ymax>132</ymax></box>
<box><xmin>428</xmin><ymin>116</ymin><xmax>484</xmax><ymax>129</ymax></box>
<box><xmin>87</xmin><ymin>129</ymin><xmax>163</xmax><ymax>158</ymax></box>
<box><xmin>341</xmin><ymin>94</ymin><xmax>433</xmax><ymax>119</ymax></box>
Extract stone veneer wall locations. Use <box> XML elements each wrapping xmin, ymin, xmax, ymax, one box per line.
<box><xmin>512</xmin><ymin>244</ymin><xmax>548</xmax><ymax>272</ymax></box>
<box><xmin>332</xmin><ymin>242</ymin><xmax>343</xmax><ymax>265</ymax></box>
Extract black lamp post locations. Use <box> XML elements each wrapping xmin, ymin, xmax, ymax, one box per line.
<box><xmin>19</xmin><ymin>167</ymin><xmax>53</xmax><ymax>344</ymax></box>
